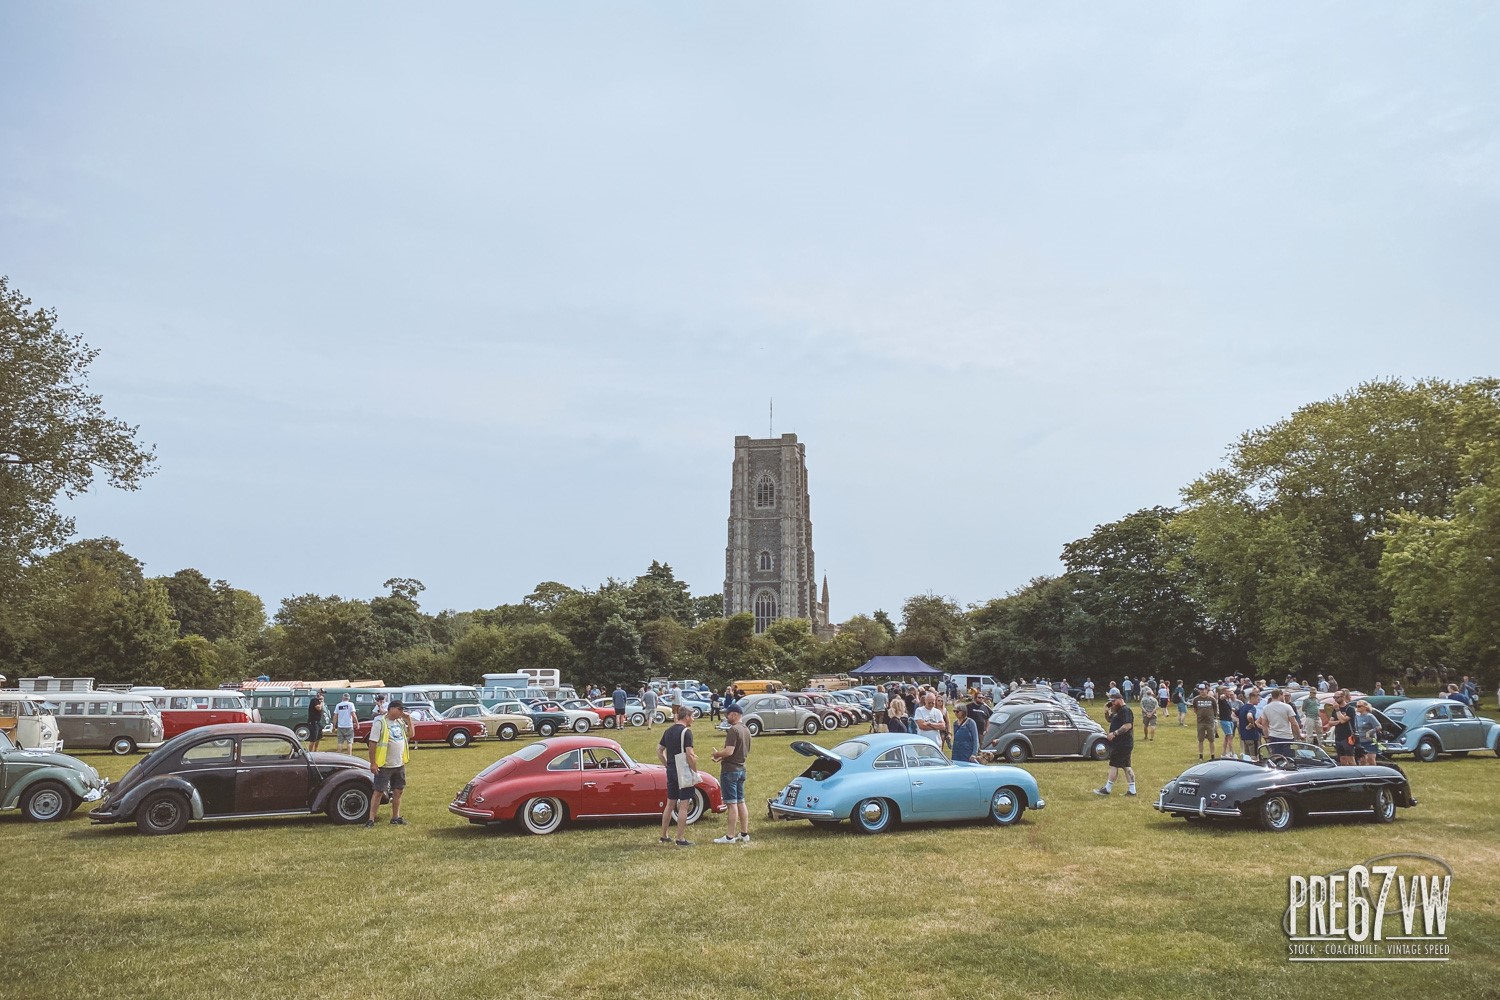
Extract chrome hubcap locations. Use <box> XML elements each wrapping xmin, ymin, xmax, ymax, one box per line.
<box><xmin>1268</xmin><ymin>800</ymin><xmax>1287</xmax><ymax>825</ymax></box>
<box><xmin>531</xmin><ymin>801</ymin><xmax>554</xmax><ymax>825</ymax></box>
<box><xmin>339</xmin><ymin>791</ymin><xmax>365</xmax><ymax>818</ymax></box>
<box><xmin>32</xmin><ymin>790</ymin><xmax>64</xmax><ymax>818</ymax></box>
<box><xmin>860</xmin><ymin>801</ymin><xmax>884</xmax><ymax>824</ymax></box>
<box><xmin>993</xmin><ymin>792</ymin><xmax>1016</xmax><ymax>819</ymax></box>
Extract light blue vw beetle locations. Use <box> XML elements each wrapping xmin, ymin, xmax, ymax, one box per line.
<box><xmin>1376</xmin><ymin>698</ymin><xmax>1500</xmax><ymax>762</ymax></box>
<box><xmin>768</xmin><ymin>734</ymin><xmax>1044</xmax><ymax>833</ymax></box>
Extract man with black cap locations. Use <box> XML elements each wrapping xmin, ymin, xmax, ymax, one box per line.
<box><xmin>366</xmin><ymin>698</ymin><xmax>413</xmax><ymax>828</ymax></box>
<box><xmin>1093</xmin><ymin>692</ymin><xmax>1137</xmax><ymax>797</ymax></box>
<box><xmin>711</xmin><ymin>701</ymin><xmax>751</xmax><ymax>844</ymax></box>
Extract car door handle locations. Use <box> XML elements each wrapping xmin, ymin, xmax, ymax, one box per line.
<box><xmin>583</xmin><ymin>781</ymin><xmax>596</xmax><ymax>787</ymax></box>
<box><xmin>912</xmin><ymin>780</ymin><xmax>924</xmax><ymax>785</ymax></box>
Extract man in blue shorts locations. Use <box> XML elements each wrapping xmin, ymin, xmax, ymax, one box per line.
<box><xmin>711</xmin><ymin>702</ymin><xmax>751</xmax><ymax>845</ymax></box>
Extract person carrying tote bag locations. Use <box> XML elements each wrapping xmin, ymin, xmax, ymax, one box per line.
<box><xmin>657</xmin><ymin>706</ymin><xmax>699</xmax><ymax>847</ymax></box>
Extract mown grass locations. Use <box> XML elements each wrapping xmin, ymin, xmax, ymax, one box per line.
<box><xmin>4</xmin><ymin>705</ymin><xmax>1498</xmax><ymax>1000</ymax></box>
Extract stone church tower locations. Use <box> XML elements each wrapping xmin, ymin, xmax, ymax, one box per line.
<box><xmin>723</xmin><ymin>433</ymin><xmax>832</xmax><ymax>635</ymax></box>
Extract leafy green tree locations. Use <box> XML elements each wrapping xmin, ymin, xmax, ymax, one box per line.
<box><xmin>160</xmin><ymin>568</ymin><xmax>220</xmax><ymax>639</ymax></box>
<box><xmin>626</xmin><ymin>561</ymin><xmax>693</xmax><ymax>626</ymax></box>
<box><xmin>956</xmin><ymin>576</ymin><xmax>1086</xmax><ymax>680</ymax></box>
<box><xmin>640</xmin><ymin>617</ymin><xmax>688</xmax><ymax>671</ymax></box>
<box><xmin>894</xmin><ymin>593</ymin><xmax>969</xmax><ymax>667</ymax></box>
<box><xmin>369</xmin><ymin>577</ymin><xmax>432</xmax><ymax>653</ymax></box>
<box><xmin>270</xmin><ymin>594</ymin><xmax>384</xmax><ymax>678</ymax></box>
<box><xmin>691</xmin><ymin>593</ymin><xmax>724</xmax><ymax>623</ymax></box>
<box><xmin>589</xmin><ymin>614</ymin><xmax>652</xmax><ymax>690</ymax></box>
<box><xmin>872</xmin><ymin>610</ymin><xmax>898</xmax><ymax>639</ymax></box>
<box><xmin>149</xmin><ymin>635</ymin><xmax>222</xmax><ymax>687</ymax></box>
<box><xmin>0</xmin><ymin>277</ymin><xmax>156</xmax><ymax>598</ymax></box>
<box><xmin>524</xmin><ymin>581</ymin><xmax>578</xmax><ymax>615</ymax></box>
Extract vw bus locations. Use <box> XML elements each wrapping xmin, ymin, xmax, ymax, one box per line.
<box><xmin>41</xmin><ymin>691</ymin><xmax>165</xmax><ymax>755</ymax></box>
<box><xmin>140</xmin><ymin>689</ymin><xmax>255</xmax><ymax>740</ymax></box>
<box><xmin>0</xmin><ymin>693</ymin><xmax>63</xmax><ymax>751</ymax></box>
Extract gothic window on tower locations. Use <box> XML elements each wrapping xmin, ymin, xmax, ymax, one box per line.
<box><xmin>758</xmin><ymin>550</ymin><xmax>772</xmax><ymax>572</ymax></box>
<box><xmin>754</xmin><ymin>591</ymin><xmax>779</xmax><ymax>633</ymax></box>
<box><xmin>755</xmin><ymin>474</ymin><xmax>776</xmax><ymax>508</ymax></box>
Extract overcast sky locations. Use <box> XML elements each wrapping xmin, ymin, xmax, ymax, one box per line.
<box><xmin>3</xmin><ymin>3</ymin><xmax>1497</xmax><ymax>622</ymax></box>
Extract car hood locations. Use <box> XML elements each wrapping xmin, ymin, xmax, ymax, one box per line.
<box><xmin>1</xmin><ymin>748</ymin><xmax>95</xmax><ymax>777</ymax></box>
<box><xmin>790</xmin><ymin>740</ymin><xmax>842</xmax><ymax>763</ymax></box>
<box><xmin>1172</xmin><ymin>758</ymin><xmax>1263</xmax><ymax>782</ymax></box>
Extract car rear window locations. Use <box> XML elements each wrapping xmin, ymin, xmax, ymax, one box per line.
<box><xmin>830</xmin><ymin>741</ymin><xmax>869</xmax><ymax>759</ymax></box>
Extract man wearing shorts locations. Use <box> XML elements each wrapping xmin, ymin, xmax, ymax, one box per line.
<box><xmin>333</xmin><ymin>693</ymin><xmax>357</xmax><ymax>754</ymax></box>
<box><xmin>1093</xmin><ymin>692</ymin><xmax>1136</xmax><ymax>797</ymax></box>
<box><xmin>1217</xmin><ymin>687</ymin><xmax>1236</xmax><ymax>757</ymax></box>
<box><xmin>657</xmin><ymin>705</ymin><xmax>697</xmax><ymax>846</ymax></box>
<box><xmin>1192</xmin><ymin>684</ymin><xmax>1219</xmax><ymax>760</ymax></box>
<box><xmin>366</xmin><ymin>700</ymin><xmax>412</xmax><ymax>828</ymax></box>
<box><xmin>711</xmin><ymin>702</ymin><xmax>751</xmax><ymax>845</ymax></box>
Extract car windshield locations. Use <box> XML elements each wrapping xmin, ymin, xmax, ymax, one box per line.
<box><xmin>830</xmin><ymin>740</ymin><xmax>869</xmax><ymax>759</ymax></box>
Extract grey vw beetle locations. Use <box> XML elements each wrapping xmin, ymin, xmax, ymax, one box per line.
<box><xmin>977</xmin><ymin>704</ymin><xmax>1109</xmax><ymax>764</ymax></box>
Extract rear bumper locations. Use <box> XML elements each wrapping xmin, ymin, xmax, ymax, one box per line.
<box><xmin>1154</xmin><ymin>791</ymin><xmax>1241</xmax><ymax>817</ymax></box>
<box><xmin>767</xmin><ymin>799</ymin><xmax>837</xmax><ymax>820</ymax></box>
<box><xmin>448</xmin><ymin>803</ymin><xmax>494</xmax><ymax>820</ymax></box>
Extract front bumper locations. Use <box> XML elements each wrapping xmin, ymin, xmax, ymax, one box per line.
<box><xmin>1153</xmin><ymin>790</ymin><xmax>1242</xmax><ymax>817</ymax></box>
<box><xmin>767</xmin><ymin>798</ymin><xmax>838</xmax><ymax>821</ymax></box>
<box><xmin>1032</xmin><ymin>797</ymin><xmax>1046</xmax><ymax>810</ymax></box>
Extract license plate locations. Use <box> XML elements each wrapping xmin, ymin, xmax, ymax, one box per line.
<box><xmin>784</xmin><ymin>786</ymin><xmax>799</xmax><ymax>806</ymax></box>
<box><xmin>1178</xmin><ymin>783</ymin><xmax>1197</xmax><ymax>797</ymax></box>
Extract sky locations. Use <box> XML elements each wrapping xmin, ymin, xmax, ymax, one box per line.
<box><xmin>2</xmin><ymin>3</ymin><xmax>1497</xmax><ymax>622</ymax></box>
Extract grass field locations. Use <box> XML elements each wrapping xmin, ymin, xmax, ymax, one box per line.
<box><xmin>5</xmin><ymin>703</ymin><xmax>1499</xmax><ymax>1000</ymax></box>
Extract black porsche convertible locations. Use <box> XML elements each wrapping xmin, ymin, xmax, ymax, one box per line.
<box><xmin>1154</xmin><ymin>742</ymin><xmax>1416</xmax><ymax>832</ymax></box>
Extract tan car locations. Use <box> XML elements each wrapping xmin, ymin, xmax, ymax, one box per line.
<box><xmin>441</xmin><ymin>703</ymin><xmax>534</xmax><ymax>741</ymax></box>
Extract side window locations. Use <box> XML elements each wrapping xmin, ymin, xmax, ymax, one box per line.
<box><xmin>547</xmin><ymin>750</ymin><xmax>581</xmax><ymax>771</ymax></box>
<box><xmin>1047</xmin><ymin>712</ymin><xmax>1071</xmax><ymax>729</ymax></box>
<box><xmin>774</xmin><ymin>698</ymin><xmax>790</xmax><ymax>710</ymax></box>
<box><xmin>294</xmin><ymin>696</ymin><xmax>310</xmax><ymax>709</ymax></box>
<box><xmin>1425</xmin><ymin>707</ymin><xmax>1448</xmax><ymax>722</ymax></box>
<box><xmin>584</xmin><ymin>748</ymin><xmax>626</xmax><ymax>769</ymax></box>
<box><xmin>63</xmin><ymin>703</ymin><xmax>86</xmax><ymax>716</ymax></box>
<box><xmin>240</xmin><ymin>737</ymin><xmax>297</xmax><ymax>761</ymax></box>
<box><xmin>119</xmin><ymin>702</ymin><xmax>146</xmax><ymax>716</ymax></box>
<box><xmin>88</xmin><ymin>702</ymin><xmax>110</xmax><ymax>716</ymax></box>
<box><xmin>273</xmin><ymin>697</ymin><xmax>291</xmax><ymax>709</ymax></box>
<box><xmin>912</xmin><ymin>743</ymin><xmax>949</xmax><ymax>767</ymax></box>
<box><xmin>1449</xmin><ymin>705</ymin><xmax>1472</xmax><ymax>720</ymax></box>
<box><xmin>170</xmin><ymin>697</ymin><xmax>192</xmax><ymax>710</ymax></box>
<box><xmin>1019</xmin><ymin>712</ymin><xmax>1045</xmax><ymax>729</ymax></box>
<box><xmin>872</xmin><ymin>748</ymin><xmax>906</xmax><ymax>770</ymax></box>
<box><xmin>211</xmin><ymin>697</ymin><xmax>238</xmax><ymax>710</ymax></box>
<box><xmin>0</xmin><ymin>701</ymin><xmax>14</xmax><ymax>716</ymax></box>
<box><xmin>182</xmin><ymin>738</ymin><xmax>234</xmax><ymax>763</ymax></box>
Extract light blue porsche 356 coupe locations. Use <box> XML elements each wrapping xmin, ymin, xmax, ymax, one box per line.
<box><xmin>767</xmin><ymin>733</ymin><xmax>1044</xmax><ymax>833</ymax></box>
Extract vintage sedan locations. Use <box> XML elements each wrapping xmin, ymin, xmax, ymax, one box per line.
<box><xmin>489</xmin><ymin>699</ymin><xmax>571</xmax><ymax>737</ymax></box>
<box><xmin>1377</xmin><ymin>698</ymin><xmax>1500</xmax><ymax>762</ymax></box>
<box><xmin>90</xmin><ymin>723</ymin><xmax>375</xmax><ymax>835</ymax></box>
<box><xmin>1154</xmin><ymin>742</ymin><xmax>1416</xmax><ymax>832</ymax></box>
<box><xmin>787</xmin><ymin>693</ymin><xmax>846</xmax><ymax>731</ymax></box>
<box><xmin>977</xmin><ymin>704</ymin><xmax>1109</xmax><ymax>763</ymax></box>
<box><xmin>725</xmin><ymin>693</ymin><xmax>822</xmax><ymax>737</ymax></box>
<box><xmin>354</xmin><ymin>707</ymin><xmax>487</xmax><ymax>747</ymax></box>
<box><xmin>768</xmin><ymin>735</ymin><xmax>1045</xmax><ymax>833</ymax></box>
<box><xmin>0</xmin><ymin>729</ymin><xmax>108</xmax><ymax>821</ymax></box>
<box><xmin>441</xmin><ymin>703</ymin><xmax>533</xmax><ymax>741</ymax></box>
<box><xmin>525</xmin><ymin>700</ymin><xmax>602</xmax><ymax>734</ymax></box>
<box><xmin>449</xmin><ymin>735</ymin><xmax>725</xmax><ymax>835</ymax></box>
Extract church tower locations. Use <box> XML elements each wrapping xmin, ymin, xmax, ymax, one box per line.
<box><xmin>723</xmin><ymin>433</ymin><xmax>831</xmax><ymax>635</ymax></box>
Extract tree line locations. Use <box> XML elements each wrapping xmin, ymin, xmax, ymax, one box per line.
<box><xmin>3</xmin><ymin>276</ymin><xmax>1497</xmax><ymax>692</ymax></box>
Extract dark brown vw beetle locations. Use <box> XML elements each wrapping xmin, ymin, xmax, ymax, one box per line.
<box><xmin>89</xmin><ymin>723</ymin><xmax>375</xmax><ymax>835</ymax></box>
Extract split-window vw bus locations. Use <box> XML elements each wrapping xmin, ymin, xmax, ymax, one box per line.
<box><xmin>42</xmin><ymin>691</ymin><xmax>165</xmax><ymax>755</ymax></box>
<box><xmin>142</xmin><ymin>689</ymin><xmax>255</xmax><ymax>740</ymax></box>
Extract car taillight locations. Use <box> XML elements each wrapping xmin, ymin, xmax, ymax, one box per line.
<box><xmin>457</xmin><ymin>782</ymin><xmax>473</xmax><ymax>804</ymax></box>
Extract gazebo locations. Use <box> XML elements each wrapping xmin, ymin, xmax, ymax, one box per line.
<box><xmin>849</xmin><ymin>656</ymin><xmax>944</xmax><ymax>678</ymax></box>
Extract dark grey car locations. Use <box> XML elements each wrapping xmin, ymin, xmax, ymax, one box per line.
<box><xmin>978</xmin><ymin>705</ymin><xmax>1109</xmax><ymax>763</ymax></box>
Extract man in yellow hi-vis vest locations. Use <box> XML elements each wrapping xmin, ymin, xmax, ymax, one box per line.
<box><xmin>366</xmin><ymin>700</ymin><xmax>414</xmax><ymax>828</ymax></box>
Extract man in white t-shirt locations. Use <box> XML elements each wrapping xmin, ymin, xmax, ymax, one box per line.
<box><xmin>914</xmin><ymin>694</ymin><xmax>946</xmax><ymax>747</ymax></box>
<box><xmin>1258</xmin><ymin>689</ymin><xmax>1303</xmax><ymax>757</ymax></box>
<box><xmin>333</xmin><ymin>694</ymin><xmax>358</xmax><ymax>753</ymax></box>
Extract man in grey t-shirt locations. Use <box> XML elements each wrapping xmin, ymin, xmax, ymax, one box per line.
<box><xmin>642</xmin><ymin>687</ymin><xmax>658</xmax><ymax>730</ymax></box>
<box><xmin>711</xmin><ymin>703</ymin><xmax>751</xmax><ymax>845</ymax></box>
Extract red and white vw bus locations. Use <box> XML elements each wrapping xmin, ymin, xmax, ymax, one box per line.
<box><xmin>142</xmin><ymin>689</ymin><xmax>255</xmax><ymax>740</ymax></box>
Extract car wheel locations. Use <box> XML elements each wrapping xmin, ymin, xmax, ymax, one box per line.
<box><xmin>538</xmin><ymin>722</ymin><xmax>557</xmax><ymax>737</ymax></box>
<box><xmin>1415</xmin><ymin>738</ymin><xmax>1439</xmax><ymax>763</ymax></box>
<box><xmin>690</xmin><ymin>709</ymin><xmax>702</xmax><ymax>720</ymax></box>
<box><xmin>293</xmin><ymin>724</ymin><xmax>312</xmax><ymax>741</ymax></box>
<box><xmin>519</xmin><ymin>796</ymin><xmax>565</xmax><ymax>835</ymax></box>
<box><xmin>630</xmin><ymin>713</ymin><xmax>646</xmax><ymax>727</ymax></box>
<box><xmin>329</xmin><ymin>785</ymin><xmax>372</xmax><ymax>824</ymax></box>
<box><xmin>602</xmin><ymin>716</ymin><xmax>616</xmax><ymax>729</ymax></box>
<box><xmin>747</xmin><ymin>719</ymin><xmax>763</xmax><ymax>737</ymax></box>
<box><xmin>1257</xmin><ymin>795</ymin><xmax>1294</xmax><ymax>832</ymax></box>
<box><xmin>1088</xmin><ymin>739</ymin><xmax>1110</xmax><ymax>761</ymax></box>
<box><xmin>19</xmin><ymin>781</ymin><xmax>72</xmax><ymax>822</ymax></box>
<box><xmin>498</xmin><ymin>723</ymin><xmax>518</xmax><ymax>742</ymax></box>
<box><xmin>989</xmin><ymin>786</ymin><xmax>1026</xmax><ymax>826</ymax></box>
<box><xmin>448</xmin><ymin>729</ymin><xmax>471</xmax><ymax>748</ymax></box>
<box><xmin>685</xmin><ymin>789</ymin><xmax>707</xmax><ymax>825</ymax></box>
<box><xmin>852</xmin><ymin>797</ymin><xmax>895</xmax><ymax>834</ymax></box>
<box><xmin>573</xmin><ymin>718</ymin><xmax>591</xmax><ymax>733</ymax></box>
<box><xmin>110</xmin><ymin>737</ymin><xmax>136</xmax><ymax>756</ymax></box>
<box><xmin>137</xmin><ymin>791</ymin><xmax>190</xmax><ymax>835</ymax></box>
<box><xmin>1004</xmin><ymin>741</ymin><xmax>1029</xmax><ymax>764</ymax></box>
<box><xmin>801</xmin><ymin>718</ymin><xmax>819</xmax><ymax>735</ymax></box>
<box><xmin>1372</xmin><ymin>786</ymin><xmax>1396</xmax><ymax>824</ymax></box>
<box><xmin>823</xmin><ymin>714</ymin><xmax>840</xmax><ymax>731</ymax></box>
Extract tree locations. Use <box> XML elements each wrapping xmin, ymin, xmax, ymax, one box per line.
<box><xmin>160</xmin><ymin>568</ymin><xmax>219</xmax><ymax>639</ymax></box>
<box><xmin>871</xmin><ymin>610</ymin><xmax>898</xmax><ymax>638</ymax></box>
<box><xmin>894</xmin><ymin>593</ymin><xmax>969</xmax><ymax>666</ymax></box>
<box><xmin>0</xmin><ymin>277</ymin><xmax>156</xmax><ymax>597</ymax></box>
<box><xmin>150</xmin><ymin>635</ymin><xmax>222</xmax><ymax>687</ymax></box>
<box><xmin>270</xmin><ymin>594</ymin><xmax>384</xmax><ymax>678</ymax></box>
<box><xmin>369</xmin><ymin>578</ymin><xmax>432</xmax><ymax>653</ymax></box>
<box><xmin>1175</xmin><ymin>379</ymin><xmax>1495</xmax><ymax>687</ymax></box>
<box><xmin>626</xmin><ymin>561</ymin><xmax>693</xmax><ymax>626</ymax></box>
<box><xmin>691</xmin><ymin>593</ymin><xmax>724</xmax><ymax>623</ymax></box>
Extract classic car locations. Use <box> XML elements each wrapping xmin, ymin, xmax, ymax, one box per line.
<box><xmin>591</xmin><ymin>698</ymin><xmax>659</xmax><ymax>728</ymax></box>
<box><xmin>491</xmin><ymin>699</ymin><xmax>571</xmax><ymax>737</ymax></box>
<box><xmin>661</xmin><ymin>690</ymin><xmax>711</xmax><ymax>718</ymax></box>
<box><xmin>441</xmin><ymin>703</ymin><xmax>533</xmax><ymax>741</ymax></box>
<box><xmin>829</xmin><ymin>690</ymin><xmax>873</xmax><ymax>720</ymax></box>
<box><xmin>0</xmin><ymin>692</ymin><xmax>63</xmax><ymax>751</ymax></box>
<box><xmin>724</xmin><ymin>693</ymin><xmax>823</xmax><ymax>737</ymax></box>
<box><xmin>563</xmin><ymin>698</ymin><xmax>617</xmax><ymax>727</ymax></box>
<box><xmin>976</xmin><ymin>704</ymin><xmax>1109</xmax><ymax>763</ymax></box>
<box><xmin>769</xmin><ymin>735</ymin><xmax>1044</xmax><ymax>833</ymax></box>
<box><xmin>89</xmin><ymin>723</ymin><xmax>375</xmax><ymax>835</ymax></box>
<box><xmin>1375</xmin><ymin>698</ymin><xmax>1500</xmax><ymax>762</ymax></box>
<box><xmin>786</xmin><ymin>693</ymin><xmax>847</xmax><ymax>731</ymax></box>
<box><xmin>0</xmin><ymin>729</ymin><xmax>108</xmax><ymax>821</ymax></box>
<box><xmin>144</xmin><ymin>689</ymin><xmax>256</xmax><ymax>740</ymax></box>
<box><xmin>449</xmin><ymin>735</ymin><xmax>725</xmax><ymax>835</ymax></box>
<box><xmin>524</xmin><ymin>699</ymin><xmax>602</xmax><ymax>734</ymax></box>
<box><xmin>1153</xmin><ymin>742</ymin><xmax>1416</xmax><ymax>831</ymax></box>
<box><xmin>354</xmin><ymin>707</ymin><xmax>487</xmax><ymax>747</ymax></box>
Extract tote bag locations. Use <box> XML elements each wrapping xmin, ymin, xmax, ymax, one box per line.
<box><xmin>672</xmin><ymin>726</ymin><xmax>699</xmax><ymax>788</ymax></box>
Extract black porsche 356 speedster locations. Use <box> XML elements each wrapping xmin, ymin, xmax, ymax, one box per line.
<box><xmin>1154</xmin><ymin>742</ymin><xmax>1416</xmax><ymax>832</ymax></box>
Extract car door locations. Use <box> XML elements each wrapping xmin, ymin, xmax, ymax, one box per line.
<box><xmin>768</xmin><ymin>697</ymin><xmax>793</xmax><ymax>731</ymax></box>
<box><xmin>903</xmin><ymin>742</ymin><xmax>976</xmax><ymax>820</ymax></box>
<box><xmin>178</xmin><ymin>736</ymin><xmax>238</xmax><ymax>815</ymax></box>
<box><xmin>579</xmin><ymin>746</ymin><xmax>656</xmax><ymax>815</ymax></box>
<box><xmin>1031</xmin><ymin>711</ymin><xmax>1075</xmax><ymax>757</ymax></box>
<box><xmin>1443</xmin><ymin>704</ymin><xmax>1485</xmax><ymax>750</ymax></box>
<box><xmin>869</xmin><ymin>746</ymin><xmax>912</xmax><ymax>815</ymax></box>
<box><xmin>236</xmin><ymin>735</ymin><xmax>312</xmax><ymax>813</ymax></box>
<box><xmin>1421</xmin><ymin>704</ymin><xmax>1452</xmax><ymax>749</ymax></box>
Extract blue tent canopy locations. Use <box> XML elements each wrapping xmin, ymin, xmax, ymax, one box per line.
<box><xmin>849</xmin><ymin>656</ymin><xmax>944</xmax><ymax>677</ymax></box>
